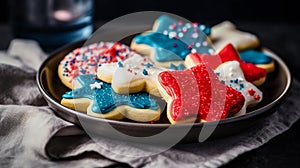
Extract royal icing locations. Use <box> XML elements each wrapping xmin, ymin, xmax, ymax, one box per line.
<box><xmin>133</xmin><ymin>15</ymin><xmax>214</xmax><ymax>62</ymax></box>
<box><xmin>97</xmin><ymin>54</ymin><xmax>165</xmax><ymax>94</ymax></box>
<box><xmin>215</xmin><ymin>61</ymin><xmax>263</xmax><ymax>116</ymax></box>
<box><xmin>60</xmin><ymin>42</ymin><xmax>135</xmax><ymax>83</ymax></box>
<box><xmin>158</xmin><ymin>62</ymin><xmax>245</xmax><ymax>123</ymax></box>
<box><xmin>240</xmin><ymin>49</ymin><xmax>273</xmax><ymax>64</ymax></box>
<box><xmin>211</xmin><ymin>21</ymin><xmax>260</xmax><ymax>50</ymax></box>
<box><xmin>62</xmin><ymin>74</ymin><xmax>160</xmax><ymax>114</ymax></box>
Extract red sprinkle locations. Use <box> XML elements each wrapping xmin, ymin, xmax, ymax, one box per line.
<box><xmin>248</xmin><ymin>89</ymin><xmax>256</xmax><ymax>96</ymax></box>
<box><xmin>254</xmin><ymin>94</ymin><xmax>261</xmax><ymax>100</ymax></box>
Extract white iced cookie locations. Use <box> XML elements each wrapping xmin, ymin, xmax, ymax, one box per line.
<box><xmin>215</xmin><ymin>61</ymin><xmax>263</xmax><ymax>116</ymax></box>
<box><xmin>97</xmin><ymin>54</ymin><xmax>165</xmax><ymax>97</ymax></box>
<box><xmin>211</xmin><ymin>21</ymin><xmax>260</xmax><ymax>51</ymax></box>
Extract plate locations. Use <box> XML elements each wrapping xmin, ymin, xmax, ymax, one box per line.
<box><xmin>36</xmin><ymin>39</ymin><xmax>292</xmax><ymax>144</ymax></box>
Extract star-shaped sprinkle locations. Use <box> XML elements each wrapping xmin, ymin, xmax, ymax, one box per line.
<box><xmin>158</xmin><ymin>62</ymin><xmax>245</xmax><ymax>124</ymax></box>
<box><xmin>90</xmin><ymin>81</ymin><xmax>103</xmax><ymax>89</ymax></box>
<box><xmin>132</xmin><ymin>15</ymin><xmax>213</xmax><ymax>63</ymax></box>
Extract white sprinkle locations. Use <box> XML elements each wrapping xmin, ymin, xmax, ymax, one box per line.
<box><xmin>208</xmin><ymin>49</ymin><xmax>215</xmax><ymax>54</ymax></box>
<box><xmin>191</xmin><ymin>49</ymin><xmax>197</xmax><ymax>53</ymax></box>
<box><xmin>191</xmin><ymin>33</ymin><xmax>198</xmax><ymax>39</ymax></box>
<box><xmin>200</xmin><ymin>25</ymin><xmax>206</xmax><ymax>30</ymax></box>
<box><xmin>195</xmin><ymin>42</ymin><xmax>201</xmax><ymax>47</ymax></box>
<box><xmin>163</xmin><ymin>30</ymin><xmax>168</xmax><ymax>35</ymax></box>
<box><xmin>202</xmin><ymin>41</ymin><xmax>208</xmax><ymax>46</ymax></box>
<box><xmin>186</xmin><ymin>23</ymin><xmax>191</xmax><ymax>28</ymax></box>
<box><xmin>178</xmin><ymin>32</ymin><xmax>184</xmax><ymax>38</ymax></box>
<box><xmin>169</xmin><ymin>32</ymin><xmax>177</xmax><ymax>39</ymax></box>
<box><xmin>182</xmin><ymin>27</ymin><xmax>187</xmax><ymax>32</ymax></box>
<box><xmin>90</xmin><ymin>82</ymin><xmax>103</xmax><ymax>89</ymax></box>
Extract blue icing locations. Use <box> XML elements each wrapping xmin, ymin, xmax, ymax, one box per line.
<box><xmin>169</xmin><ymin>63</ymin><xmax>186</xmax><ymax>70</ymax></box>
<box><xmin>133</xmin><ymin>15</ymin><xmax>213</xmax><ymax>62</ymax></box>
<box><xmin>134</xmin><ymin>33</ymin><xmax>190</xmax><ymax>61</ymax></box>
<box><xmin>62</xmin><ymin>74</ymin><xmax>159</xmax><ymax>114</ymax></box>
<box><xmin>240</xmin><ymin>50</ymin><xmax>273</xmax><ymax>64</ymax></box>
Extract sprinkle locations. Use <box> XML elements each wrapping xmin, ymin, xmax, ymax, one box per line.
<box><xmin>191</xmin><ymin>49</ymin><xmax>197</xmax><ymax>53</ymax></box>
<box><xmin>117</xmin><ymin>61</ymin><xmax>123</xmax><ymax>68</ymax></box>
<box><xmin>178</xmin><ymin>32</ymin><xmax>184</xmax><ymax>38</ymax></box>
<box><xmin>143</xmin><ymin>63</ymin><xmax>153</xmax><ymax>68</ymax></box>
<box><xmin>169</xmin><ymin>32</ymin><xmax>177</xmax><ymax>39</ymax></box>
<box><xmin>142</xmin><ymin>69</ymin><xmax>148</xmax><ymax>75</ymax></box>
<box><xmin>202</xmin><ymin>41</ymin><xmax>208</xmax><ymax>46</ymax></box>
<box><xmin>248</xmin><ymin>89</ymin><xmax>256</xmax><ymax>96</ymax></box>
<box><xmin>90</xmin><ymin>81</ymin><xmax>103</xmax><ymax>89</ymax></box>
<box><xmin>254</xmin><ymin>94</ymin><xmax>260</xmax><ymax>100</ymax></box>
<box><xmin>200</xmin><ymin>25</ymin><xmax>206</xmax><ymax>30</ymax></box>
<box><xmin>173</xmin><ymin>43</ymin><xmax>177</xmax><ymax>47</ymax></box>
<box><xmin>163</xmin><ymin>30</ymin><xmax>168</xmax><ymax>35</ymax></box>
<box><xmin>191</xmin><ymin>33</ymin><xmax>199</xmax><ymax>39</ymax></box>
<box><xmin>195</xmin><ymin>42</ymin><xmax>201</xmax><ymax>47</ymax></box>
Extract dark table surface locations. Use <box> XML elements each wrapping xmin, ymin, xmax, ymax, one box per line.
<box><xmin>1</xmin><ymin>21</ymin><xmax>300</xmax><ymax>167</ymax></box>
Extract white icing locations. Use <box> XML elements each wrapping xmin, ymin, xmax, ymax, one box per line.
<box><xmin>97</xmin><ymin>54</ymin><xmax>165</xmax><ymax>89</ymax></box>
<box><xmin>211</xmin><ymin>21</ymin><xmax>259</xmax><ymax>50</ymax></box>
<box><xmin>214</xmin><ymin>61</ymin><xmax>263</xmax><ymax>116</ymax></box>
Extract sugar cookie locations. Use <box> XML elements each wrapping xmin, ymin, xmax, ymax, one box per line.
<box><xmin>97</xmin><ymin>54</ymin><xmax>165</xmax><ymax>97</ymax></box>
<box><xmin>185</xmin><ymin>43</ymin><xmax>267</xmax><ymax>86</ymax></box>
<box><xmin>58</xmin><ymin>42</ymin><xmax>136</xmax><ymax>89</ymax></box>
<box><xmin>239</xmin><ymin>49</ymin><xmax>275</xmax><ymax>73</ymax></box>
<box><xmin>211</xmin><ymin>21</ymin><xmax>260</xmax><ymax>51</ymax></box>
<box><xmin>157</xmin><ymin>62</ymin><xmax>245</xmax><ymax>124</ymax></box>
<box><xmin>61</xmin><ymin>74</ymin><xmax>161</xmax><ymax>122</ymax></box>
<box><xmin>131</xmin><ymin>15</ymin><xmax>213</xmax><ymax>68</ymax></box>
<box><xmin>215</xmin><ymin>61</ymin><xmax>263</xmax><ymax>116</ymax></box>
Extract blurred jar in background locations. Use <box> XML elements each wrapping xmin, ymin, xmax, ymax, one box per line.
<box><xmin>9</xmin><ymin>0</ymin><xmax>94</xmax><ymax>51</ymax></box>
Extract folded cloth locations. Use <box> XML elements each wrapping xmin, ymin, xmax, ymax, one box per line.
<box><xmin>1</xmin><ymin>39</ymin><xmax>300</xmax><ymax>168</ymax></box>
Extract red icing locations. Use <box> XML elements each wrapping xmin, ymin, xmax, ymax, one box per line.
<box><xmin>188</xmin><ymin>44</ymin><xmax>267</xmax><ymax>83</ymax></box>
<box><xmin>158</xmin><ymin>62</ymin><xmax>245</xmax><ymax>122</ymax></box>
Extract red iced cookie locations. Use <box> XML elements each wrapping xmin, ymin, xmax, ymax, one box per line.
<box><xmin>185</xmin><ymin>43</ymin><xmax>267</xmax><ymax>86</ymax></box>
<box><xmin>158</xmin><ymin>62</ymin><xmax>245</xmax><ymax>124</ymax></box>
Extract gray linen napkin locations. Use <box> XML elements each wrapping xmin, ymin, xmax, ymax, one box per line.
<box><xmin>0</xmin><ymin>39</ymin><xmax>300</xmax><ymax>168</ymax></box>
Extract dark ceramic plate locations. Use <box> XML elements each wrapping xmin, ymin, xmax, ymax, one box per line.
<box><xmin>37</xmin><ymin>39</ymin><xmax>292</xmax><ymax>144</ymax></box>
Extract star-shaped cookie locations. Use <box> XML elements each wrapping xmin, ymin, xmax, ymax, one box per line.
<box><xmin>61</xmin><ymin>74</ymin><xmax>161</xmax><ymax>122</ymax></box>
<box><xmin>131</xmin><ymin>15</ymin><xmax>214</xmax><ymax>68</ymax></box>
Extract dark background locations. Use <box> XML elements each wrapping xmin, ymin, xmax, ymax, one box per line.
<box><xmin>0</xmin><ymin>0</ymin><xmax>299</xmax><ymax>24</ymax></box>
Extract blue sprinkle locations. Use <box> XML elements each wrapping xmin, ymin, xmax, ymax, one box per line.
<box><xmin>221</xmin><ymin>80</ymin><xmax>225</xmax><ymax>84</ymax></box>
<box><xmin>98</xmin><ymin>64</ymin><xmax>102</xmax><ymax>67</ymax></box>
<box><xmin>234</xmin><ymin>79</ymin><xmax>239</xmax><ymax>83</ymax></box>
<box><xmin>80</xmin><ymin>68</ymin><xmax>86</xmax><ymax>74</ymax></box>
<box><xmin>230</xmin><ymin>80</ymin><xmax>233</xmax><ymax>83</ymax></box>
<box><xmin>82</xmin><ymin>55</ymin><xmax>88</xmax><ymax>60</ymax></box>
<box><xmin>117</xmin><ymin>62</ymin><xmax>123</xmax><ymax>68</ymax></box>
<box><xmin>215</xmin><ymin>72</ymin><xmax>220</xmax><ymax>76</ymax></box>
<box><xmin>240</xmin><ymin>83</ymin><xmax>244</xmax><ymax>89</ymax></box>
<box><xmin>144</xmin><ymin>63</ymin><xmax>153</xmax><ymax>68</ymax></box>
<box><xmin>143</xmin><ymin>69</ymin><xmax>148</xmax><ymax>75</ymax></box>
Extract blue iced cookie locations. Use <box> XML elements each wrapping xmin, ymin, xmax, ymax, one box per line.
<box><xmin>61</xmin><ymin>74</ymin><xmax>161</xmax><ymax>122</ymax></box>
<box><xmin>240</xmin><ymin>49</ymin><xmax>275</xmax><ymax>72</ymax></box>
<box><xmin>131</xmin><ymin>15</ymin><xmax>214</xmax><ymax>68</ymax></box>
